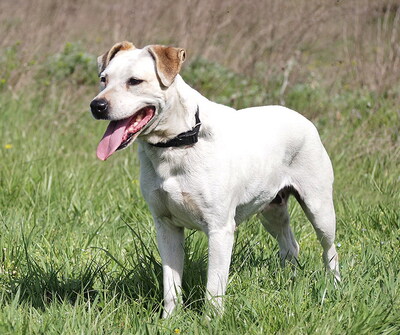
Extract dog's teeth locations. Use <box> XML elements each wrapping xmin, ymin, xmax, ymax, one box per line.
<box><xmin>133</xmin><ymin>121</ymin><xmax>139</xmax><ymax>127</ymax></box>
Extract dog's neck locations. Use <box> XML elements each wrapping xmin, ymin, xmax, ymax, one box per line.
<box><xmin>142</xmin><ymin>76</ymin><xmax>202</xmax><ymax>145</ymax></box>
<box><xmin>151</xmin><ymin>106</ymin><xmax>200</xmax><ymax>148</ymax></box>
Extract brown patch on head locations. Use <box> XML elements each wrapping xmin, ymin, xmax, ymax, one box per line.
<box><xmin>147</xmin><ymin>45</ymin><xmax>186</xmax><ymax>87</ymax></box>
<box><xmin>97</xmin><ymin>41</ymin><xmax>136</xmax><ymax>75</ymax></box>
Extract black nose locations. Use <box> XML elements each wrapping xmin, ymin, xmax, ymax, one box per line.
<box><xmin>90</xmin><ymin>98</ymin><xmax>109</xmax><ymax>119</ymax></box>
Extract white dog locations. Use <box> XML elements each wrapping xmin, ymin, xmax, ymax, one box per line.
<box><xmin>90</xmin><ymin>42</ymin><xmax>340</xmax><ymax>317</ymax></box>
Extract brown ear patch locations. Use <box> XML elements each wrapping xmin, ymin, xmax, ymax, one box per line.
<box><xmin>97</xmin><ymin>41</ymin><xmax>136</xmax><ymax>75</ymax></box>
<box><xmin>148</xmin><ymin>45</ymin><xmax>186</xmax><ymax>87</ymax></box>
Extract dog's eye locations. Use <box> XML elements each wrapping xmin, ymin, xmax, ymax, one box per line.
<box><xmin>127</xmin><ymin>78</ymin><xmax>143</xmax><ymax>86</ymax></box>
<box><xmin>100</xmin><ymin>76</ymin><xmax>106</xmax><ymax>83</ymax></box>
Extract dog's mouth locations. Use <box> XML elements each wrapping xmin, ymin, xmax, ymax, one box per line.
<box><xmin>96</xmin><ymin>106</ymin><xmax>155</xmax><ymax>161</ymax></box>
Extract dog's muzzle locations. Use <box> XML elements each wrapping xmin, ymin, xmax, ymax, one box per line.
<box><xmin>90</xmin><ymin>98</ymin><xmax>109</xmax><ymax>119</ymax></box>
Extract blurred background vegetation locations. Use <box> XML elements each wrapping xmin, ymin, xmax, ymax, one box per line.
<box><xmin>1</xmin><ymin>0</ymin><xmax>399</xmax><ymax>95</ymax></box>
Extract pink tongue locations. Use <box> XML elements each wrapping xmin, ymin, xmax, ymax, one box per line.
<box><xmin>96</xmin><ymin>118</ymin><xmax>132</xmax><ymax>161</ymax></box>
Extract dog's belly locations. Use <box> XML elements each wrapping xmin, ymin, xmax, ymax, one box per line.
<box><xmin>149</xmin><ymin>178</ymin><xmax>280</xmax><ymax>231</ymax></box>
<box><xmin>234</xmin><ymin>198</ymin><xmax>269</xmax><ymax>224</ymax></box>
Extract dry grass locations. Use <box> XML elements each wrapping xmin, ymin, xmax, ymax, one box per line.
<box><xmin>0</xmin><ymin>0</ymin><xmax>399</xmax><ymax>94</ymax></box>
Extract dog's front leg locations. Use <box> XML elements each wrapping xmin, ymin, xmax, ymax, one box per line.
<box><xmin>206</xmin><ymin>227</ymin><xmax>235</xmax><ymax>315</ymax></box>
<box><xmin>155</xmin><ymin>219</ymin><xmax>184</xmax><ymax>318</ymax></box>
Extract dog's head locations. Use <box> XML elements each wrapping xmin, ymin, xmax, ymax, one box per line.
<box><xmin>90</xmin><ymin>41</ymin><xmax>186</xmax><ymax>160</ymax></box>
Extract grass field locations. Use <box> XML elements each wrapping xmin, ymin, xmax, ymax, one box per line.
<box><xmin>1</xmin><ymin>1</ymin><xmax>400</xmax><ymax>334</ymax></box>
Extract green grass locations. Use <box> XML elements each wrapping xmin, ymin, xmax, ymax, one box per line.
<box><xmin>0</xmin><ymin>50</ymin><xmax>399</xmax><ymax>334</ymax></box>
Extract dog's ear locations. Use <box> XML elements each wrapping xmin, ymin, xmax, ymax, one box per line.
<box><xmin>147</xmin><ymin>45</ymin><xmax>186</xmax><ymax>87</ymax></box>
<box><xmin>97</xmin><ymin>41</ymin><xmax>136</xmax><ymax>75</ymax></box>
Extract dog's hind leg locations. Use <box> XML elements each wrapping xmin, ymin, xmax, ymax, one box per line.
<box><xmin>260</xmin><ymin>190</ymin><xmax>299</xmax><ymax>266</ymax></box>
<box><xmin>293</xmin><ymin>175</ymin><xmax>340</xmax><ymax>282</ymax></box>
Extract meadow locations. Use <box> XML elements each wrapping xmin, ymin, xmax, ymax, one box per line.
<box><xmin>0</xmin><ymin>0</ymin><xmax>399</xmax><ymax>334</ymax></box>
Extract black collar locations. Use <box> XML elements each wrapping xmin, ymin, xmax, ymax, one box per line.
<box><xmin>152</xmin><ymin>107</ymin><xmax>201</xmax><ymax>148</ymax></box>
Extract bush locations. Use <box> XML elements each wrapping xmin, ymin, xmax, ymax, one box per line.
<box><xmin>183</xmin><ymin>58</ymin><xmax>276</xmax><ymax>109</ymax></box>
<box><xmin>0</xmin><ymin>43</ymin><xmax>24</xmax><ymax>90</ymax></box>
<box><xmin>39</xmin><ymin>42</ymin><xmax>97</xmax><ymax>87</ymax></box>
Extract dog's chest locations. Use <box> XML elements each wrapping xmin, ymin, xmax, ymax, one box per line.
<box><xmin>150</xmin><ymin>178</ymin><xmax>206</xmax><ymax>231</ymax></box>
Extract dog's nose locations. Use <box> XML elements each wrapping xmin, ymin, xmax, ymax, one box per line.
<box><xmin>90</xmin><ymin>98</ymin><xmax>109</xmax><ymax>118</ymax></box>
